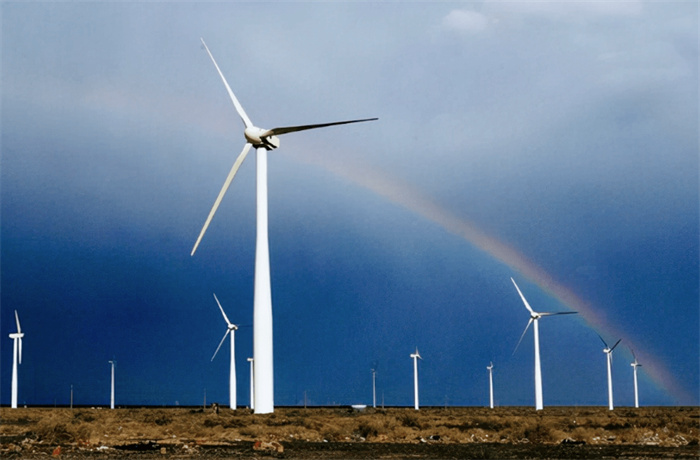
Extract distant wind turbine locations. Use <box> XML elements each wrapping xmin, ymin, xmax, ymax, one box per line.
<box><xmin>192</xmin><ymin>38</ymin><xmax>377</xmax><ymax>414</ymax></box>
<box><xmin>108</xmin><ymin>360</ymin><xmax>116</xmax><ymax>409</ymax></box>
<box><xmin>9</xmin><ymin>310</ymin><xmax>24</xmax><ymax>409</ymax></box>
<box><xmin>371</xmin><ymin>368</ymin><xmax>377</xmax><ymax>409</ymax></box>
<box><xmin>598</xmin><ymin>334</ymin><xmax>621</xmax><ymax>410</ymax></box>
<box><xmin>247</xmin><ymin>357</ymin><xmax>254</xmax><ymax>410</ymax></box>
<box><xmin>511</xmin><ymin>277</ymin><xmax>577</xmax><ymax>410</ymax></box>
<box><xmin>210</xmin><ymin>293</ymin><xmax>238</xmax><ymax>410</ymax></box>
<box><xmin>630</xmin><ymin>347</ymin><xmax>642</xmax><ymax>409</ymax></box>
<box><xmin>487</xmin><ymin>362</ymin><xmax>494</xmax><ymax>409</ymax></box>
<box><xmin>410</xmin><ymin>348</ymin><xmax>422</xmax><ymax>410</ymax></box>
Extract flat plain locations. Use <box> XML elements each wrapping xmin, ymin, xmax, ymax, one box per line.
<box><xmin>1</xmin><ymin>406</ymin><xmax>698</xmax><ymax>458</ymax></box>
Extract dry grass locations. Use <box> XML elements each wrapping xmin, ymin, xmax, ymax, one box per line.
<box><xmin>1</xmin><ymin>406</ymin><xmax>698</xmax><ymax>451</ymax></box>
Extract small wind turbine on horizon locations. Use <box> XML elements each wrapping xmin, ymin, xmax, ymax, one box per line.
<box><xmin>108</xmin><ymin>359</ymin><xmax>116</xmax><ymax>410</ymax></box>
<box><xmin>371</xmin><ymin>368</ymin><xmax>377</xmax><ymax>409</ymax></box>
<box><xmin>9</xmin><ymin>310</ymin><xmax>24</xmax><ymax>409</ymax></box>
<box><xmin>487</xmin><ymin>362</ymin><xmax>494</xmax><ymax>409</ymax></box>
<box><xmin>410</xmin><ymin>348</ymin><xmax>422</xmax><ymax>410</ymax></box>
<box><xmin>247</xmin><ymin>357</ymin><xmax>254</xmax><ymax>410</ymax></box>
<box><xmin>511</xmin><ymin>277</ymin><xmax>577</xmax><ymax>410</ymax></box>
<box><xmin>210</xmin><ymin>293</ymin><xmax>239</xmax><ymax>410</ymax></box>
<box><xmin>598</xmin><ymin>334</ymin><xmax>621</xmax><ymax>410</ymax></box>
<box><xmin>630</xmin><ymin>347</ymin><xmax>642</xmax><ymax>409</ymax></box>
<box><xmin>191</xmin><ymin>38</ymin><xmax>377</xmax><ymax>414</ymax></box>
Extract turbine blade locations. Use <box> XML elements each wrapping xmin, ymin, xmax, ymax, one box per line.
<box><xmin>630</xmin><ymin>347</ymin><xmax>637</xmax><ymax>361</ymax></box>
<box><xmin>211</xmin><ymin>329</ymin><xmax>231</xmax><ymax>361</ymax></box>
<box><xmin>513</xmin><ymin>318</ymin><xmax>533</xmax><ymax>355</ymax></box>
<box><xmin>610</xmin><ymin>338</ymin><xmax>622</xmax><ymax>351</ymax></box>
<box><xmin>596</xmin><ymin>333</ymin><xmax>608</xmax><ymax>348</ymax></box>
<box><xmin>510</xmin><ymin>278</ymin><xmax>536</xmax><ymax>315</ymax></box>
<box><xmin>191</xmin><ymin>142</ymin><xmax>253</xmax><ymax>256</ymax></box>
<box><xmin>18</xmin><ymin>338</ymin><xmax>22</xmax><ymax>365</ymax></box>
<box><xmin>539</xmin><ymin>311</ymin><xmax>578</xmax><ymax>317</ymax></box>
<box><xmin>213</xmin><ymin>293</ymin><xmax>232</xmax><ymax>326</ymax></box>
<box><xmin>262</xmin><ymin>118</ymin><xmax>378</xmax><ymax>137</ymax></box>
<box><xmin>15</xmin><ymin>310</ymin><xmax>21</xmax><ymax>333</ymax></box>
<box><xmin>200</xmin><ymin>38</ymin><xmax>253</xmax><ymax>129</ymax></box>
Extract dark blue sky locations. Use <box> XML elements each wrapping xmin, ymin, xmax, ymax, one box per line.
<box><xmin>2</xmin><ymin>2</ymin><xmax>698</xmax><ymax>408</ymax></box>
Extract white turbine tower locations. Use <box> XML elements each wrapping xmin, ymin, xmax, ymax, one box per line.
<box><xmin>630</xmin><ymin>348</ymin><xmax>641</xmax><ymax>408</ymax></box>
<box><xmin>108</xmin><ymin>360</ymin><xmax>116</xmax><ymax>409</ymax></box>
<box><xmin>630</xmin><ymin>348</ymin><xmax>642</xmax><ymax>409</ymax></box>
<box><xmin>192</xmin><ymin>38</ymin><xmax>377</xmax><ymax>414</ymax></box>
<box><xmin>371</xmin><ymin>368</ymin><xmax>377</xmax><ymax>409</ymax></box>
<box><xmin>410</xmin><ymin>348</ymin><xmax>422</xmax><ymax>410</ymax></box>
<box><xmin>511</xmin><ymin>277</ymin><xmax>577</xmax><ymax>411</ymax></box>
<box><xmin>9</xmin><ymin>310</ymin><xmax>24</xmax><ymax>409</ymax></box>
<box><xmin>247</xmin><ymin>357</ymin><xmax>254</xmax><ymax>410</ymax></box>
<box><xmin>487</xmin><ymin>362</ymin><xmax>494</xmax><ymax>409</ymax></box>
<box><xmin>210</xmin><ymin>293</ymin><xmax>238</xmax><ymax>410</ymax></box>
<box><xmin>598</xmin><ymin>334</ymin><xmax>621</xmax><ymax>410</ymax></box>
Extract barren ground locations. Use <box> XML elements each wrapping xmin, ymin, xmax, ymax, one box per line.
<box><xmin>1</xmin><ymin>406</ymin><xmax>698</xmax><ymax>459</ymax></box>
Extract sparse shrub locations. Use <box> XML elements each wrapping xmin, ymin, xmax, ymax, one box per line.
<box><xmin>399</xmin><ymin>413</ymin><xmax>421</xmax><ymax>429</ymax></box>
<box><xmin>202</xmin><ymin>418</ymin><xmax>221</xmax><ymax>428</ymax></box>
<box><xmin>356</xmin><ymin>419</ymin><xmax>382</xmax><ymax>439</ymax></box>
<box><xmin>33</xmin><ymin>420</ymin><xmax>89</xmax><ymax>444</ymax></box>
<box><xmin>523</xmin><ymin>423</ymin><xmax>554</xmax><ymax>444</ymax></box>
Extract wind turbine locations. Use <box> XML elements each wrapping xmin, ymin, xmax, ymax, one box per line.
<box><xmin>511</xmin><ymin>277</ymin><xmax>577</xmax><ymax>410</ymax></box>
<box><xmin>487</xmin><ymin>362</ymin><xmax>494</xmax><ymax>409</ymax></box>
<box><xmin>108</xmin><ymin>360</ymin><xmax>116</xmax><ymax>409</ymax></box>
<box><xmin>598</xmin><ymin>334</ymin><xmax>621</xmax><ymax>410</ymax></box>
<box><xmin>9</xmin><ymin>310</ymin><xmax>24</xmax><ymax>409</ymax></box>
<box><xmin>630</xmin><ymin>347</ymin><xmax>642</xmax><ymax>408</ymax></box>
<box><xmin>210</xmin><ymin>293</ymin><xmax>238</xmax><ymax>410</ymax></box>
<box><xmin>410</xmin><ymin>348</ymin><xmax>422</xmax><ymax>410</ymax></box>
<box><xmin>371</xmin><ymin>368</ymin><xmax>377</xmax><ymax>409</ymax></box>
<box><xmin>192</xmin><ymin>38</ymin><xmax>377</xmax><ymax>414</ymax></box>
<box><xmin>247</xmin><ymin>357</ymin><xmax>254</xmax><ymax>410</ymax></box>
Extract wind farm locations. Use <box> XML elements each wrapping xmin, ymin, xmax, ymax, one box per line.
<box><xmin>1</xmin><ymin>3</ymin><xmax>698</xmax><ymax>459</ymax></box>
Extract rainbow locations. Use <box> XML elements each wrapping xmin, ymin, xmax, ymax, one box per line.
<box><xmin>289</xmin><ymin>148</ymin><xmax>694</xmax><ymax>405</ymax></box>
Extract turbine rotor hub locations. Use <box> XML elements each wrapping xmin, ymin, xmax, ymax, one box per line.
<box><xmin>244</xmin><ymin>127</ymin><xmax>280</xmax><ymax>150</ymax></box>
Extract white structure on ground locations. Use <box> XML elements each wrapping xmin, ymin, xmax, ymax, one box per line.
<box><xmin>487</xmin><ymin>362</ymin><xmax>494</xmax><ymax>409</ymax></box>
<box><xmin>511</xmin><ymin>277</ymin><xmax>577</xmax><ymax>410</ymax></box>
<box><xmin>247</xmin><ymin>357</ymin><xmax>254</xmax><ymax>410</ymax></box>
<box><xmin>109</xmin><ymin>360</ymin><xmax>116</xmax><ymax>409</ymax></box>
<box><xmin>630</xmin><ymin>348</ymin><xmax>642</xmax><ymax>409</ymax></box>
<box><xmin>210</xmin><ymin>293</ymin><xmax>239</xmax><ymax>410</ymax></box>
<box><xmin>9</xmin><ymin>310</ymin><xmax>24</xmax><ymax>409</ymax></box>
<box><xmin>410</xmin><ymin>348</ymin><xmax>422</xmax><ymax>410</ymax></box>
<box><xmin>192</xmin><ymin>38</ymin><xmax>377</xmax><ymax>414</ymax></box>
<box><xmin>598</xmin><ymin>335</ymin><xmax>621</xmax><ymax>410</ymax></box>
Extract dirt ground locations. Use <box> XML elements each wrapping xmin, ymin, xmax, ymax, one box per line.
<box><xmin>1</xmin><ymin>406</ymin><xmax>698</xmax><ymax>459</ymax></box>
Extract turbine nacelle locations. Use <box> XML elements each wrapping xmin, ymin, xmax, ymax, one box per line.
<box><xmin>244</xmin><ymin>127</ymin><xmax>280</xmax><ymax>150</ymax></box>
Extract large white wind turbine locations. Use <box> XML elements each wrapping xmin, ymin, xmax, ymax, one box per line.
<box><xmin>9</xmin><ymin>310</ymin><xmax>24</xmax><ymax>409</ymax></box>
<box><xmin>108</xmin><ymin>360</ymin><xmax>116</xmax><ymax>409</ymax></box>
<box><xmin>192</xmin><ymin>38</ymin><xmax>377</xmax><ymax>414</ymax></box>
<box><xmin>410</xmin><ymin>348</ymin><xmax>422</xmax><ymax>410</ymax></box>
<box><xmin>598</xmin><ymin>334</ymin><xmax>621</xmax><ymax>410</ymax></box>
<box><xmin>511</xmin><ymin>277</ymin><xmax>577</xmax><ymax>410</ymax></box>
<box><xmin>630</xmin><ymin>348</ymin><xmax>642</xmax><ymax>409</ymax></box>
<box><xmin>487</xmin><ymin>362</ymin><xmax>494</xmax><ymax>409</ymax></box>
<box><xmin>210</xmin><ymin>293</ymin><xmax>238</xmax><ymax>410</ymax></box>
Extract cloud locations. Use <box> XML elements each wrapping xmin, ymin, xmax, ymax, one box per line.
<box><xmin>442</xmin><ymin>9</ymin><xmax>489</xmax><ymax>34</ymax></box>
<box><xmin>487</xmin><ymin>0</ymin><xmax>643</xmax><ymax>21</ymax></box>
